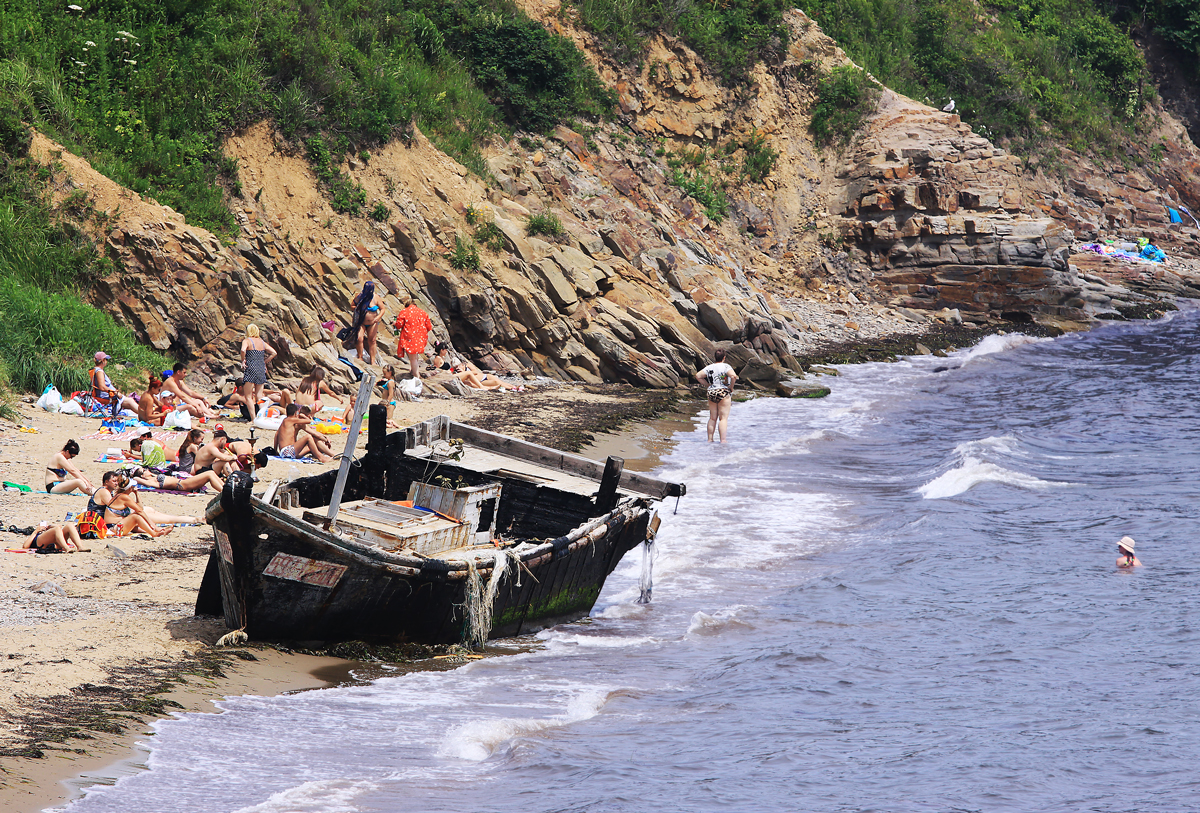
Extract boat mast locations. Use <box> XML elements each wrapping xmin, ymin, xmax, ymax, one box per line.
<box><xmin>327</xmin><ymin>371</ymin><xmax>377</xmax><ymax>521</ymax></box>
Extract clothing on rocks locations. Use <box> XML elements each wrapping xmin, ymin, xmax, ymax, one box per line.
<box><xmin>394</xmin><ymin>304</ymin><xmax>433</xmax><ymax>355</ymax></box>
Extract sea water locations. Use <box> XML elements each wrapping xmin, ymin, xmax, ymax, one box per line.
<box><xmin>61</xmin><ymin>307</ymin><xmax>1200</xmax><ymax>812</ymax></box>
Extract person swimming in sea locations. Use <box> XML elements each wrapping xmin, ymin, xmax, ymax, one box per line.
<box><xmin>1117</xmin><ymin>536</ymin><xmax>1142</xmax><ymax>568</ymax></box>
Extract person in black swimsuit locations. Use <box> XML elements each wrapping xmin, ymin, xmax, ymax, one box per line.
<box><xmin>45</xmin><ymin>440</ymin><xmax>95</xmax><ymax>495</ymax></box>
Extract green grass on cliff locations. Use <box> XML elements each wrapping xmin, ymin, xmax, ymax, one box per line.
<box><xmin>566</xmin><ymin>0</ymin><xmax>791</xmax><ymax>78</ymax></box>
<box><xmin>795</xmin><ymin>0</ymin><xmax>1151</xmax><ymax>157</ymax></box>
<box><xmin>0</xmin><ymin>109</ymin><xmax>168</xmax><ymax>397</ymax></box>
<box><xmin>0</xmin><ymin>0</ymin><xmax>614</xmax><ymax>236</ymax></box>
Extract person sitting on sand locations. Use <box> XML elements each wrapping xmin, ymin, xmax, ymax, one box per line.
<box><xmin>45</xmin><ymin>440</ymin><xmax>95</xmax><ymax>495</ymax></box>
<box><xmin>217</xmin><ymin>377</ymin><xmax>292</xmax><ymax>420</ymax></box>
<box><xmin>273</xmin><ymin>404</ymin><xmax>332</xmax><ymax>462</ymax></box>
<box><xmin>193</xmin><ymin>430</ymin><xmax>238</xmax><ymax>476</ymax></box>
<box><xmin>20</xmin><ymin>522</ymin><xmax>88</xmax><ymax>553</ymax></box>
<box><xmin>103</xmin><ymin>474</ymin><xmax>172</xmax><ymax>537</ymax></box>
<box><xmin>128</xmin><ymin>435</ymin><xmax>169</xmax><ymax>468</ymax></box>
<box><xmin>171</xmin><ymin>428</ymin><xmax>204</xmax><ymax>474</ymax></box>
<box><xmin>89</xmin><ymin>352</ymin><xmax>138</xmax><ymax>416</ymax></box>
<box><xmin>162</xmin><ymin>363</ymin><xmax>218</xmax><ymax>420</ymax></box>
<box><xmin>138</xmin><ymin>376</ymin><xmax>168</xmax><ymax>425</ymax></box>
<box><xmin>429</xmin><ymin>342</ymin><xmax>511</xmax><ymax>391</ymax></box>
<box><xmin>225</xmin><ymin>438</ymin><xmax>271</xmax><ymax>473</ymax></box>
<box><xmin>296</xmin><ymin>367</ymin><xmax>345</xmax><ymax>415</ymax></box>
<box><xmin>1117</xmin><ymin>536</ymin><xmax>1142</xmax><ymax>568</ymax></box>
<box><xmin>371</xmin><ymin>365</ymin><xmax>402</xmax><ymax>428</ymax></box>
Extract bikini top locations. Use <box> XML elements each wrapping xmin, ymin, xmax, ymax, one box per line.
<box><xmin>47</xmin><ymin>467</ymin><xmax>67</xmax><ymax>478</ymax></box>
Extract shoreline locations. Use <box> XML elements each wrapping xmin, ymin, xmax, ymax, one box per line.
<box><xmin>0</xmin><ymin>312</ymin><xmax>1139</xmax><ymax>810</ymax></box>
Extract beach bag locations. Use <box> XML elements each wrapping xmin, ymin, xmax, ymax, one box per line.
<box><xmin>164</xmin><ymin>410</ymin><xmax>192</xmax><ymax>430</ymax></box>
<box><xmin>336</xmin><ymin>325</ymin><xmax>352</xmax><ymax>341</ymax></box>
<box><xmin>59</xmin><ymin>398</ymin><xmax>85</xmax><ymax>416</ymax></box>
<box><xmin>36</xmin><ymin>385</ymin><xmax>63</xmax><ymax>412</ymax></box>
<box><xmin>77</xmin><ymin>510</ymin><xmax>107</xmax><ymax>540</ymax></box>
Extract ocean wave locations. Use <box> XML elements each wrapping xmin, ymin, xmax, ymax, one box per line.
<box><xmin>917</xmin><ymin>456</ymin><xmax>1072</xmax><ymax>499</ymax></box>
<box><xmin>957</xmin><ymin>332</ymin><xmax>1047</xmax><ymax>362</ymax></box>
<box><xmin>686</xmin><ymin>605</ymin><xmax>756</xmax><ymax>637</ymax></box>
<box><xmin>439</xmin><ymin>687</ymin><xmax>613</xmax><ymax>762</ymax></box>
<box><xmin>231</xmin><ymin>779</ymin><xmax>376</xmax><ymax>813</ymax></box>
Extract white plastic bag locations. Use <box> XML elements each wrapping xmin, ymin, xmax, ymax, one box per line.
<box><xmin>399</xmin><ymin>377</ymin><xmax>423</xmax><ymax>400</ymax></box>
<box><xmin>59</xmin><ymin>398</ymin><xmax>85</xmax><ymax>416</ymax></box>
<box><xmin>35</xmin><ymin>385</ymin><xmax>63</xmax><ymax>412</ymax></box>
<box><xmin>164</xmin><ymin>409</ymin><xmax>192</xmax><ymax>430</ymax></box>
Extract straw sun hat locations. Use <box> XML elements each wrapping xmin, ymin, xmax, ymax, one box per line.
<box><xmin>1118</xmin><ymin>536</ymin><xmax>1136</xmax><ymax>553</ymax></box>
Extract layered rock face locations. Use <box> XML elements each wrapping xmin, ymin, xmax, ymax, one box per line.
<box><xmin>830</xmin><ymin>91</ymin><xmax>1079</xmax><ymax>320</ymax></box>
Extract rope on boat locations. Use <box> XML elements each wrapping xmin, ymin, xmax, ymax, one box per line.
<box><xmin>637</xmin><ymin>537</ymin><xmax>655</xmax><ymax>604</ymax></box>
<box><xmin>463</xmin><ymin>549</ymin><xmax>510</xmax><ymax>649</ymax></box>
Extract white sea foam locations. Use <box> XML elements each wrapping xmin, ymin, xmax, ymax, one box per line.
<box><xmin>957</xmin><ymin>332</ymin><xmax>1046</xmax><ymax>362</ymax></box>
<box><xmin>439</xmin><ymin>687</ymin><xmax>613</xmax><ymax>761</ymax></box>
<box><xmin>952</xmin><ymin>434</ymin><xmax>1021</xmax><ymax>457</ymax></box>
<box><xmin>231</xmin><ymin>779</ymin><xmax>376</xmax><ymax>813</ymax></box>
<box><xmin>917</xmin><ymin>456</ymin><xmax>1070</xmax><ymax>499</ymax></box>
<box><xmin>686</xmin><ymin>605</ymin><xmax>755</xmax><ymax>637</ymax></box>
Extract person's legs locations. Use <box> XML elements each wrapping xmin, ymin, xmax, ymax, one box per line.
<box><xmin>406</xmin><ymin>352</ymin><xmax>420</xmax><ymax>379</ymax></box>
<box><xmin>716</xmin><ymin>396</ymin><xmax>732</xmax><ymax>443</ymax></box>
<box><xmin>180</xmin><ymin>470</ymin><xmax>224</xmax><ymax>491</ymax></box>
<box><xmin>63</xmin><ymin>524</ymin><xmax>87</xmax><ymax>551</ymax></box>
<box><xmin>356</xmin><ymin>327</ymin><xmax>366</xmax><ymax>363</ymax></box>
<box><xmin>706</xmin><ymin>400</ymin><xmax>718</xmax><ymax>442</ymax></box>
<box><xmin>141</xmin><ymin>505</ymin><xmax>201</xmax><ymax>525</ymax></box>
<box><xmin>241</xmin><ymin>382</ymin><xmax>257</xmax><ymax>420</ymax></box>
<box><xmin>365</xmin><ymin>322</ymin><xmax>380</xmax><ymax>365</ymax></box>
<box><xmin>49</xmin><ymin>478</ymin><xmax>93</xmax><ymax>495</ymax></box>
<box><xmin>294</xmin><ymin>434</ymin><xmax>330</xmax><ymax>463</ymax></box>
<box><xmin>254</xmin><ymin>383</ymin><xmax>266</xmax><ymax>415</ymax></box>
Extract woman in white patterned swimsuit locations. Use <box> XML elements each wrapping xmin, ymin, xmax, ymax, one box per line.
<box><xmin>696</xmin><ymin>349</ymin><xmax>738</xmax><ymax>443</ymax></box>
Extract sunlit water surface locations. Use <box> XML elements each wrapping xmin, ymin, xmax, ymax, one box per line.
<box><xmin>61</xmin><ymin>308</ymin><xmax>1200</xmax><ymax>812</ymax></box>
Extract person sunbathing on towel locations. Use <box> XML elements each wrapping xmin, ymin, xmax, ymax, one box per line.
<box><xmin>273</xmin><ymin>404</ymin><xmax>332</xmax><ymax>462</ymax></box>
<box><xmin>131</xmin><ymin>466</ymin><xmax>224</xmax><ymax>495</ymax></box>
<box><xmin>20</xmin><ymin>522</ymin><xmax>88</xmax><ymax>553</ymax></box>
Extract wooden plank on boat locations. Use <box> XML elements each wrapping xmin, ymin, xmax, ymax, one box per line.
<box><xmin>447</xmin><ymin>421</ymin><xmax>685</xmax><ymax>499</ymax></box>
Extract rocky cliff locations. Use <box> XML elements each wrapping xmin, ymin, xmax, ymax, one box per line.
<box><xmin>32</xmin><ymin>9</ymin><xmax>1200</xmax><ymax>394</ymax></box>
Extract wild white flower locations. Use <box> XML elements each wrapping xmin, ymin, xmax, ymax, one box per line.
<box><xmin>85</xmin><ymin>40</ymin><xmax>96</xmax><ymax>46</ymax></box>
<box><xmin>124</xmin><ymin>59</ymin><xmax>136</xmax><ymax>64</ymax></box>
<box><xmin>117</xmin><ymin>30</ymin><xmax>137</xmax><ymax>39</ymax></box>
<box><xmin>67</xmin><ymin>4</ymin><xmax>83</xmax><ymax>10</ymax></box>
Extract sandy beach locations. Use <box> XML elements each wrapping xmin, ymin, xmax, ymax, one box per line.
<box><xmin>0</xmin><ymin>379</ymin><xmax>693</xmax><ymax>811</ymax></box>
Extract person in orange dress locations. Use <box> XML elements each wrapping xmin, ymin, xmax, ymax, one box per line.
<box><xmin>393</xmin><ymin>293</ymin><xmax>433</xmax><ymax>380</ymax></box>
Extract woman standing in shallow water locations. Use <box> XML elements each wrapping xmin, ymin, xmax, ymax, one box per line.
<box><xmin>696</xmin><ymin>349</ymin><xmax>738</xmax><ymax>443</ymax></box>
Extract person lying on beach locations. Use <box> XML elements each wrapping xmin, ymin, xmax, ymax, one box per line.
<box><xmin>429</xmin><ymin>342</ymin><xmax>511</xmax><ymax>391</ymax></box>
<box><xmin>217</xmin><ymin>377</ymin><xmax>293</xmax><ymax>419</ymax></box>
<box><xmin>296</xmin><ymin>367</ymin><xmax>346</xmax><ymax>415</ymax></box>
<box><xmin>20</xmin><ymin>522</ymin><xmax>88</xmax><ymax>553</ymax></box>
<box><xmin>103</xmin><ymin>474</ymin><xmax>172</xmax><ymax>537</ymax></box>
<box><xmin>1117</xmin><ymin>536</ymin><xmax>1142</xmax><ymax>568</ymax></box>
<box><xmin>273</xmin><ymin>404</ymin><xmax>332</xmax><ymax>462</ymax></box>
<box><xmin>130</xmin><ymin>465</ymin><xmax>223</xmax><ymax>495</ymax></box>
<box><xmin>193</xmin><ymin>430</ymin><xmax>238</xmax><ymax>476</ymax></box>
<box><xmin>163</xmin><ymin>363</ymin><xmax>218</xmax><ymax>419</ymax></box>
<box><xmin>138</xmin><ymin>376</ymin><xmax>168</xmax><ymax>425</ymax></box>
<box><xmin>45</xmin><ymin>439</ymin><xmax>95</xmax><ymax>495</ymax></box>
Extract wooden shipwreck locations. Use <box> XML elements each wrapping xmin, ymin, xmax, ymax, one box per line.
<box><xmin>196</xmin><ymin>408</ymin><xmax>685</xmax><ymax>646</ymax></box>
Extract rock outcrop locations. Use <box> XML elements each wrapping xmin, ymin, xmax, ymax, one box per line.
<box><xmin>30</xmin><ymin>7</ymin><xmax>1200</xmax><ymax>395</ymax></box>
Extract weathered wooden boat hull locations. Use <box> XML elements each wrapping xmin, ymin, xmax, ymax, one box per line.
<box><xmin>201</xmin><ymin>480</ymin><xmax>649</xmax><ymax>644</ymax></box>
<box><xmin>197</xmin><ymin>411</ymin><xmax>665</xmax><ymax>645</ymax></box>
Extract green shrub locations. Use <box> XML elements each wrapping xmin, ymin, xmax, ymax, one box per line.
<box><xmin>448</xmin><ymin>234</ymin><xmax>481</xmax><ymax>271</ymax></box>
<box><xmin>525</xmin><ymin>211</ymin><xmax>564</xmax><ymax>238</ymax></box>
<box><xmin>809</xmin><ymin>66</ymin><xmax>880</xmax><ymax>148</ymax></box>
<box><xmin>568</xmin><ymin>0</ymin><xmax>790</xmax><ymax>79</ymax></box>
<box><xmin>473</xmin><ymin>220</ymin><xmax>507</xmax><ymax>252</ymax></box>
<box><xmin>306</xmin><ymin>137</ymin><xmax>367</xmax><ymax>216</ymax></box>
<box><xmin>797</xmin><ymin>0</ymin><xmax>1150</xmax><ymax>155</ymax></box>
<box><xmin>0</xmin><ymin>155</ymin><xmax>169</xmax><ymax>395</ymax></box>
<box><xmin>369</xmin><ymin>202</ymin><xmax>390</xmax><ymax>221</ymax></box>
<box><xmin>670</xmin><ymin>168</ymin><xmax>728</xmax><ymax>222</ymax></box>
<box><xmin>740</xmin><ymin>129</ymin><xmax>779</xmax><ymax>182</ymax></box>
